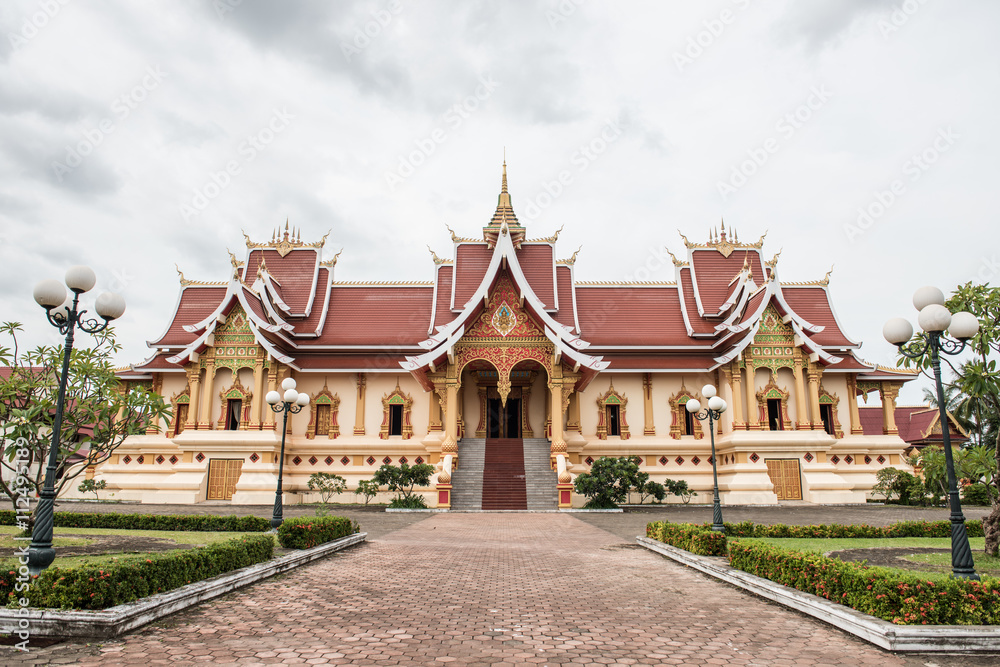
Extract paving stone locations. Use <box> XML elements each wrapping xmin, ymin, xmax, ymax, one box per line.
<box><xmin>4</xmin><ymin>513</ymin><xmax>1000</xmax><ymax>665</ymax></box>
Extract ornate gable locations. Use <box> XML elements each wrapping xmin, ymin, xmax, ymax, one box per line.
<box><xmin>465</xmin><ymin>273</ymin><xmax>545</xmax><ymax>341</ymax></box>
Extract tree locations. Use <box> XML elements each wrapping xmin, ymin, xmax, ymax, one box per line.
<box><xmin>897</xmin><ymin>282</ymin><xmax>1000</xmax><ymax>552</ymax></box>
<box><xmin>0</xmin><ymin>322</ymin><xmax>170</xmax><ymax>523</ymax></box>
<box><xmin>664</xmin><ymin>478</ymin><xmax>696</xmax><ymax>503</ymax></box>
<box><xmin>872</xmin><ymin>467</ymin><xmax>923</xmax><ymax>504</ymax></box>
<box><xmin>636</xmin><ymin>480</ymin><xmax>666</xmax><ymax>504</ymax></box>
<box><xmin>77</xmin><ymin>478</ymin><xmax>107</xmax><ymax>500</ymax></box>
<box><xmin>372</xmin><ymin>462</ymin><xmax>434</xmax><ymax>508</ymax></box>
<box><xmin>355</xmin><ymin>479</ymin><xmax>380</xmax><ymax>505</ymax></box>
<box><xmin>573</xmin><ymin>456</ymin><xmax>642</xmax><ymax>508</ymax></box>
<box><xmin>307</xmin><ymin>472</ymin><xmax>347</xmax><ymax>504</ymax></box>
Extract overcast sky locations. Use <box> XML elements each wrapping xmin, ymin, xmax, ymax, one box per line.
<box><xmin>2</xmin><ymin>0</ymin><xmax>997</xmax><ymax>404</ymax></box>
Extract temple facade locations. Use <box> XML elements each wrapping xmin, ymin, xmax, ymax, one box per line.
<box><xmin>92</xmin><ymin>165</ymin><xmax>917</xmax><ymax>507</ymax></box>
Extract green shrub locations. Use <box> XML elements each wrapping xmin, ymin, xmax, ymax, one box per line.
<box><xmin>0</xmin><ymin>511</ymin><xmax>271</xmax><ymax>532</ymax></box>
<box><xmin>276</xmin><ymin>515</ymin><xmax>356</xmax><ymax>549</ymax></box>
<box><xmin>645</xmin><ymin>521</ymin><xmax>727</xmax><ymax>556</ymax></box>
<box><xmin>963</xmin><ymin>483</ymin><xmax>992</xmax><ymax>506</ymax></box>
<box><xmin>574</xmin><ymin>456</ymin><xmax>642</xmax><ymax>508</ymax></box>
<box><xmin>388</xmin><ymin>495</ymin><xmax>428</xmax><ymax>509</ymax></box>
<box><xmin>717</xmin><ymin>519</ymin><xmax>983</xmax><ymax>539</ymax></box>
<box><xmin>1</xmin><ymin>534</ymin><xmax>273</xmax><ymax>610</ymax></box>
<box><xmin>728</xmin><ymin>541</ymin><xmax>1000</xmax><ymax>625</ymax></box>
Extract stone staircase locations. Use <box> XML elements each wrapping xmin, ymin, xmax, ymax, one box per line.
<box><xmin>522</xmin><ymin>438</ymin><xmax>558</xmax><ymax>510</ymax></box>
<box><xmin>449</xmin><ymin>438</ymin><xmax>485</xmax><ymax>510</ymax></box>
<box><xmin>482</xmin><ymin>438</ymin><xmax>528</xmax><ymax>510</ymax></box>
<box><xmin>448</xmin><ymin>437</ymin><xmax>557</xmax><ymax>511</ymax></box>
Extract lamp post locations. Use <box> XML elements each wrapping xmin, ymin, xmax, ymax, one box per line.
<box><xmin>265</xmin><ymin>378</ymin><xmax>309</xmax><ymax>530</ymax></box>
<box><xmin>883</xmin><ymin>285</ymin><xmax>980</xmax><ymax>580</ymax></box>
<box><xmin>28</xmin><ymin>266</ymin><xmax>126</xmax><ymax>575</ymax></box>
<box><xmin>686</xmin><ymin>385</ymin><xmax>728</xmax><ymax>533</ymax></box>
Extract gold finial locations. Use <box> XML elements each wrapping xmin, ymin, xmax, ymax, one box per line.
<box><xmin>242</xmin><ymin>229</ymin><xmax>252</xmax><ymax>247</ymax></box>
<box><xmin>175</xmin><ymin>264</ymin><xmax>191</xmax><ymax>286</ymax></box>
<box><xmin>753</xmin><ymin>230</ymin><xmax>768</xmax><ymax>248</ymax></box>
<box><xmin>766</xmin><ymin>248</ymin><xmax>782</xmax><ymax>269</ymax></box>
<box><xmin>563</xmin><ymin>245</ymin><xmax>582</xmax><ymax>265</ymax></box>
<box><xmin>228</xmin><ymin>249</ymin><xmax>242</xmax><ymax>270</ymax></box>
<box><xmin>318</xmin><ymin>230</ymin><xmax>331</xmax><ymax>246</ymax></box>
<box><xmin>446</xmin><ymin>224</ymin><xmax>459</xmax><ymax>243</ymax></box>
<box><xmin>822</xmin><ymin>265</ymin><xmax>834</xmax><ymax>285</ymax></box>
<box><xmin>678</xmin><ymin>230</ymin><xmax>692</xmax><ymax>248</ymax></box>
<box><xmin>427</xmin><ymin>245</ymin><xmax>447</xmax><ymax>265</ymax></box>
<box><xmin>665</xmin><ymin>246</ymin><xmax>684</xmax><ymax>267</ymax></box>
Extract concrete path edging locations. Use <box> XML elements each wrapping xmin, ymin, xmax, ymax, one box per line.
<box><xmin>0</xmin><ymin>532</ymin><xmax>367</xmax><ymax>640</ymax></box>
<box><xmin>636</xmin><ymin>536</ymin><xmax>1000</xmax><ymax>653</ymax></box>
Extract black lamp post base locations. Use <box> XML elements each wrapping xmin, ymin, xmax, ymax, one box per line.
<box><xmin>950</xmin><ymin>522</ymin><xmax>980</xmax><ymax>580</ymax></box>
<box><xmin>26</xmin><ymin>546</ymin><xmax>55</xmax><ymax>576</ymax></box>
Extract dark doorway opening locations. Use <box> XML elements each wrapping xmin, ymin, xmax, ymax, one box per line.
<box><xmin>606</xmin><ymin>404</ymin><xmax>621</xmax><ymax>437</ymax></box>
<box><xmin>487</xmin><ymin>397</ymin><xmax>521</xmax><ymax>438</ymax></box>
<box><xmin>767</xmin><ymin>398</ymin><xmax>783</xmax><ymax>431</ymax></box>
<box><xmin>820</xmin><ymin>404</ymin><xmax>835</xmax><ymax>436</ymax></box>
<box><xmin>389</xmin><ymin>404</ymin><xmax>403</xmax><ymax>436</ymax></box>
<box><xmin>225</xmin><ymin>399</ymin><xmax>242</xmax><ymax>431</ymax></box>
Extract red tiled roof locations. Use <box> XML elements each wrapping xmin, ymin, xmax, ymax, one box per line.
<box><xmin>150</xmin><ymin>286</ymin><xmax>227</xmax><ymax>347</ymax></box>
<box><xmin>552</xmin><ymin>265</ymin><xmax>575</xmax><ymax>330</ymax></box>
<box><xmin>600</xmin><ymin>354</ymin><xmax>719</xmax><ymax>370</ymax></box>
<box><xmin>858</xmin><ymin>406</ymin><xmax>968</xmax><ymax>444</ymax></box>
<box><xmin>295</xmin><ymin>354</ymin><xmax>410</xmax><ymax>370</ymax></box>
<box><xmin>781</xmin><ymin>286</ymin><xmax>856</xmax><ymax>347</ymax></box>
<box><xmin>433</xmin><ymin>265</ymin><xmax>455</xmax><ymax>329</ymax></box>
<box><xmin>517</xmin><ymin>244</ymin><xmax>555</xmax><ymax>309</ymax></box>
<box><xmin>453</xmin><ymin>243</ymin><xmax>492</xmax><ymax>308</ymax></box>
<box><xmin>132</xmin><ymin>353</ymin><xmax>183</xmax><ymax>372</ymax></box>
<box><xmin>690</xmin><ymin>249</ymin><xmax>763</xmax><ymax>315</ymax></box>
<box><xmin>678</xmin><ymin>268</ymin><xmax>716</xmax><ymax>335</ymax></box>
<box><xmin>575</xmin><ymin>286</ymin><xmax>706</xmax><ymax>346</ymax></box>
<box><xmin>244</xmin><ymin>248</ymin><xmax>319</xmax><ymax>315</ymax></box>
<box><xmin>289</xmin><ymin>268</ymin><xmax>330</xmax><ymax>334</ymax></box>
<box><xmin>316</xmin><ymin>286</ymin><xmax>434</xmax><ymax>346</ymax></box>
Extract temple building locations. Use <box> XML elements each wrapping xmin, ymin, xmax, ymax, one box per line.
<box><xmin>95</xmin><ymin>164</ymin><xmax>918</xmax><ymax>508</ymax></box>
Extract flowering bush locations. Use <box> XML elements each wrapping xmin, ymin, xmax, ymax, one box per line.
<box><xmin>728</xmin><ymin>541</ymin><xmax>1000</xmax><ymax>625</ymax></box>
<box><xmin>276</xmin><ymin>515</ymin><xmax>356</xmax><ymax>549</ymax></box>
<box><xmin>0</xmin><ymin>534</ymin><xmax>273</xmax><ymax>610</ymax></box>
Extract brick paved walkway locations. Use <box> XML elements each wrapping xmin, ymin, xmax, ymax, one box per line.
<box><xmin>7</xmin><ymin>514</ymin><xmax>999</xmax><ymax>665</ymax></box>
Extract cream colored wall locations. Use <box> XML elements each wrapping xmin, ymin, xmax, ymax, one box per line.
<box><xmin>159</xmin><ymin>373</ymin><xmax>188</xmax><ymax>431</ymax></box>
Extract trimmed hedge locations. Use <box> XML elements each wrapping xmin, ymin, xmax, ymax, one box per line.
<box><xmin>276</xmin><ymin>515</ymin><xmax>356</xmax><ymax>549</ymax></box>
<box><xmin>1</xmin><ymin>534</ymin><xmax>274</xmax><ymax>610</ymax></box>
<box><xmin>721</xmin><ymin>519</ymin><xmax>984</xmax><ymax>539</ymax></box>
<box><xmin>646</xmin><ymin>521</ymin><xmax>727</xmax><ymax>556</ymax></box>
<box><xmin>728</xmin><ymin>541</ymin><xmax>1000</xmax><ymax>625</ymax></box>
<box><xmin>0</xmin><ymin>510</ymin><xmax>271</xmax><ymax>532</ymax></box>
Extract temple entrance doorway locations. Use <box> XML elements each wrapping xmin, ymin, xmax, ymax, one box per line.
<box><xmin>487</xmin><ymin>398</ymin><xmax>521</xmax><ymax>439</ymax></box>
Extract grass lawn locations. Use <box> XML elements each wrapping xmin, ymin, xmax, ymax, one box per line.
<box><xmin>0</xmin><ymin>525</ymin><xmax>276</xmax><ymax>570</ymax></box>
<box><xmin>735</xmin><ymin>536</ymin><xmax>1000</xmax><ymax>579</ymax></box>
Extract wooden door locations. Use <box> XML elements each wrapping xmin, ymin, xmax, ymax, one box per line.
<box><xmin>765</xmin><ymin>459</ymin><xmax>802</xmax><ymax>500</ymax></box>
<box><xmin>207</xmin><ymin>459</ymin><xmax>244</xmax><ymax>500</ymax></box>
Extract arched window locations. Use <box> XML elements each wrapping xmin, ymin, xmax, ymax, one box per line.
<box><xmin>379</xmin><ymin>383</ymin><xmax>413</xmax><ymax>440</ymax></box>
<box><xmin>668</xmin><ymin>386</ymin><xmax>705</xmax><ymax>440</ymax></box>
<box><xmin>306</xmin><ymin>381</ymin><xmax>340</xmax><ymax>440</ymax></box>
<box><xmin>595</xmin><ymin>382</ymin><xmax>630</xmax><ymax>440</ymax></box>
